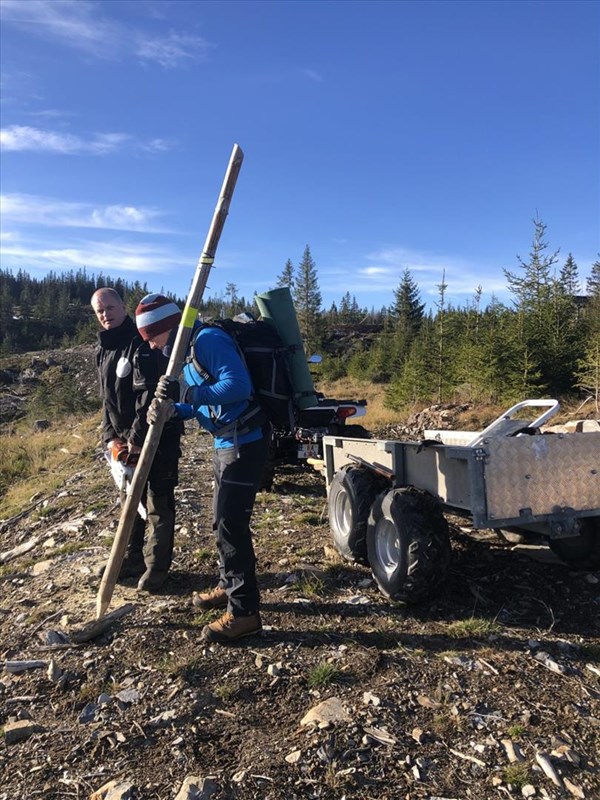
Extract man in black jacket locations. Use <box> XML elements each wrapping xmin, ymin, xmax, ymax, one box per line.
<box><xmin>91</xmin><ymin>288</ymin><xmax>182</xmax><ymax>592</ymax></box>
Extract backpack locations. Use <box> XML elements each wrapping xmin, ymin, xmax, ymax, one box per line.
<box><xmin>189</xmin><ymin>316</ymin><xmax>297</xmax><ymax>430</ymax></box>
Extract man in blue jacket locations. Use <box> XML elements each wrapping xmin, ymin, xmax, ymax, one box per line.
<box><xmin>135</xmin><ymin>293</ymin><xmax>270</xmax><ymax>644</ymax></box>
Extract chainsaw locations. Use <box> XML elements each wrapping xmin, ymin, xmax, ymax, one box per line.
<box><xmin>104</xmin><ymin>446</ymin><xmax>147</xmax><ymax>520</ymax></box>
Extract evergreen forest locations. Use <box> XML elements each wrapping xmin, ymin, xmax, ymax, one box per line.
<box><xmin>2</xmin><ymin>219</ymin><xmax>599</xmax><ymax>411</ymax></box>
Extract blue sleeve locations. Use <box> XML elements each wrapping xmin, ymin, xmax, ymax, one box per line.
<box><xmin>174</xmin><ymin>401</ymin><xmax>195</xmax><ymax>420</ymax></box>
<box><xmin>186</xmin><ymin>327</ymin><xmax>252</xmax><ymax>406</ymax></box>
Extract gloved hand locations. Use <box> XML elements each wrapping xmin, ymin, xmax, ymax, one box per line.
<box><xmin>156</xmin><ymin>375</ymin><xmax>180</xmax><ymax>402</ymax></box>
<box><xmin>147</xmin><ymin>397</ymin><xmax>176</xmax><ymax>425</ymax></box>
<box><xmin>124</xmin><ymin>443</ymin><xmax>141</xmax><ymax>465</ymax></box>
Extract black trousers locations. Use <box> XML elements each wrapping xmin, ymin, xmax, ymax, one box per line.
<box><xmin>129</xmin><ymin>487</ymin><xmax>176</xmax><ymax>572</ymax></box>
<box><xmin>212</xmin><ymin>427</ymin><xmax>270</xmax><ymax>616</ymax></box>
<box><xmin>129</xmin><ymin>438</ymin><xmax>180</xmax><ymax>574</ymax></box>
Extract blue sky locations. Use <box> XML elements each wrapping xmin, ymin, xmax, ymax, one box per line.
<box><xmin>1</xmin><ymin>0</ymin><xmax>598</xmax><ymax>312</ymax></box>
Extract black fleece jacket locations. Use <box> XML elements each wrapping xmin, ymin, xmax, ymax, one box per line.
<box><xmin>96</xmin><ymin>315</ymin><xmax>181</xmax><ymax>448</ymax></box>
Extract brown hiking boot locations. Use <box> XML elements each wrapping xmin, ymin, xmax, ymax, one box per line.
<box><xmin>192</xmin><ymin>587</ymin><xmax>228</xmax><ymax>610</ymax></box>
<box><xmin>201</xmin><ymin>611</ymin><xmax>262</xmax><ymax>644</ymax></box>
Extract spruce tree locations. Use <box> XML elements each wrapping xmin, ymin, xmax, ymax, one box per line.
<box><xmin>434</xmin><ymin>270</ymin><xmax>450</xmax><ymax>403</ymax></box>
<box><xmin>504</xmin><ymin>217</ymin><xmax>559</xmax><ymax>316</ymax></box>
<box><xmin>338</xmin><ymin>292</ymin><xmax>351</xmax><ymax>323</ymax></box>
<box><xmin>388</xmin><ymin>268</ymin><xmax>426</xmax><ymax>378</ymax></box>
<box><xmin>125</xmin><ymin>281</ymin><xmax>150</xmax><ymax>315</ymax></box>
<box><xmin>504</xmin><ymin>217</ymin><xmax>579</xmax><ymax>394</ymax></box>
<box><xmin>391</xmin><ymin>268</ymin><xmax>425</xmax><ymax>334</ymax></box>
<box><xmin>584</xmin><ymin>258</ymin><xmax>600</xmax><ymax>342</ymax></box>
<box><xmin>575</xmin><ymin>333</ymin><xmax>600</xmax><ymax>413</ymax></box>
<box><xmin>367</xmin><ymin>328</ymin><xmax>395</xmax><ymax>383</ymax></box>
<box><xmin>551</xmin><ymin>254</ymin><xmax>584</xmax><ymax>390</ymax></box>
<box><xmin>506</xmin><ymin>345</ymin><xmax>545</xmax><ymax>400</ymax></box>
<box><xmin>385</xmin><ymin>331</ymin><xmax>436</xmax><ymax>410</ymax></box>
<box><xmin>276</xmin><ymin>259</ymin><xmax>294</xmax><ymax>290</ymax></box>
<box><xmin>560</xmin><ymin>253</ymin><xmax>580</xmax><ymax>295</ymax></box>
<box><xmin>293</xmin><ymin>245</ymin><xmax>322</xmax><ymax>354</ymax></box>
<box><xmin>225</xmin><ymin>282</ymin><xmax>240</xmax><ymax>316</ymax></box>
<box><xmin>349</xmin><ymin>295</ymin><xmax>361</xmax><ymax>323</ymax></box>
<box><xmin>447</xmin><ymin>293</ymin><xmax>491</xmax><ymax>402</ymax></box>
<box><xmin>587</xmin><ymin>256</ymin><xmax>600</xmax><ymax>298</ymax></box>
<box><xmin>347</xmin><ymin>348</ymin><xmax>371</xmax><ymax>382</ymax></box>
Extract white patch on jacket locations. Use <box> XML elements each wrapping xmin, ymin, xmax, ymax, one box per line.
<box><xmin>116</xmin><ymin>357</ymin><xmax>132</xmax><ymax>378</ymax></box>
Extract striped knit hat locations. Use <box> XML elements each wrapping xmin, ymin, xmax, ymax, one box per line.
<box><xmin>135</xmin><ymin>294</ymin><xmax>181</xmax><ymax>340</ymax></box>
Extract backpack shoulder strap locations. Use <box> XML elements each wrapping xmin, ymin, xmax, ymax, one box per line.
<box><xmin>187</xmin><ymin>321</ymin><xmax>268</xmax><ymax>434</ymax></box>
<box><xmin>189</xmin><ymin>323</ymin><xmax>216</xmax><ymax>382</ymax></box>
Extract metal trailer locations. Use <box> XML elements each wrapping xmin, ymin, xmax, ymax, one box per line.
<box><xmin>322</xmin><ymin>400</ymin><xmax>600</xmax><ymax>604</ymax></box>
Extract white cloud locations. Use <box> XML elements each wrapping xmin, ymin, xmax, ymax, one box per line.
<box><xmin>90</xmin><ymin>206</ymin><xmax>146</xmax><ymax>229</ymax></box>
<box><xmin>89</xmin><ymin>132</ymin><xmax>131</xmax><ymax>154</ymax></box>
<box><xmin>363</xmin><ymin>246</ymin><xmax>508</xmax><ymax>295</ymax></box>
<box><xmin>319</xmin><ymin>244</ymin><xmax>509</xmax><ymax>307</ymax></box>
<box><xmin>0</xmin><ymin>238</ymin><xmax>189</xmax><ymax>275</ymax></box>
<box><xmin>362</xmin><ymin>266</ymin><xmax>393</xmax><ymax>276</ymax></box>
<box><xmin>1</xmin><ymin>125</ymin><xmax>82</xmax><ymax>153</ymax></box>
<box><xmin>0</xmin><ymin>0</ymin><xmax>214</xmax><ymax>68</ymax></box>
<box><xmin>136</xmin><ymin>31</ymin><xmax>214</xmax><ymax>69</ymax></box>
<box><xmin>1</xmin><ymin>193</ymin><xmax>169</xmax><ymax>233</ymax></box>
<box><xmin>0</xmin><ymin>125</ymin><xmax>174</xmax><ymax>155</ymax></box>
<box><xmin>25</xmin><ymin>108</ymin><xmax>66</xmax><ymax>117</ymax></box>
<box><xmin>0</xmin><ymin>0</ymin><xmax>120</xmax><ymax>58</ymax></box>
<box><xmin>139</xmin><ymin>137</ymin><xmax>176</xmax><ymax>153</ymax></box>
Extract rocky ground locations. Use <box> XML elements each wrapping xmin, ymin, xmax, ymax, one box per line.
<box><xmin>1</xmin><ymin>348</ymin><xmax>599</xmax><ymax>800</ymax></box>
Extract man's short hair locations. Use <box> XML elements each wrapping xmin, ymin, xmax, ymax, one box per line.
<box><xmin>91</xmin><ymin>287</ymin><xmax>124</xmax><ymax>305</ymax></box>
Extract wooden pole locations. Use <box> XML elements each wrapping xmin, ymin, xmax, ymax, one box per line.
<box><xmin>96</xmin><ymin>144</ymin><xmax>244</xmax><ymax>619</ymax></box>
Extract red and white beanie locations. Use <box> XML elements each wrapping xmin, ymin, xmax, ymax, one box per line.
<box><xmin>135</xmin><ymin>294</ymin><xmax>181</xmax><ymax>340</ymax></box>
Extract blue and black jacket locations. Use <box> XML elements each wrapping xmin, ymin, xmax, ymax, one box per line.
<box><xmin>174</xmin><ymin>325</ymin><xmax>267</xmax><ymax>449</ymax></box>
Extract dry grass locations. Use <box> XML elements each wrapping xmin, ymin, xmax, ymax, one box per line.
<box><xmin>0</xmin><ymin>415</ymin><xmax>99</xmax><ymax>519</ymax></box>
<box><xmin>315</xmin><ymin>376</ymin><xmax>498</xmax><ymax>430</ymax></box>
<box><xmin>314</xmin><ymin>377</ymin><xmax>405</xmax><ymax>429</ymax></box>
<box><xmin>314</xmin><ymin>377</ymin><xmax>585</xmax><ymax>433</ymax></box>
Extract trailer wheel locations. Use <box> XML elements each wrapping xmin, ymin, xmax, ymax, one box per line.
<box><xmin>329</xmin><ymin>466</ymin><xmax>382</xmax><ymax>564</ymax></box>
<box><xmin>367</xmin><ymin>487</ymin><xmax>451</xmax><ymax>604</ymax></box>
<box><xmin>548</xmin><ymin>518</ymin><xmax>600</xmax><ymax>570</ymax></box>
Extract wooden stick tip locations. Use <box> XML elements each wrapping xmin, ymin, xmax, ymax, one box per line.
<box><xmin>96</xmin><ymin>599</ymin><xmax>108</xmax><ymax>620</ymax></box>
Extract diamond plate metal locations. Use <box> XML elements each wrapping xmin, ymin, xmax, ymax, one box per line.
<box><xmin>485</xmin><ymin>433</ymin><xmax>600</xmax><ymax>519</ymax></box>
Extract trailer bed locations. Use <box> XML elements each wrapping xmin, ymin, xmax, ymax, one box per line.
<box><xmin>322</xmin><ymin>401</ymin><xmax>599</xmax><ymax>602</ymax></box>
<box><xmin>323</xmin><ymin>429</ymin><xmax>600</xmax><ymax>530</ymax></box>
